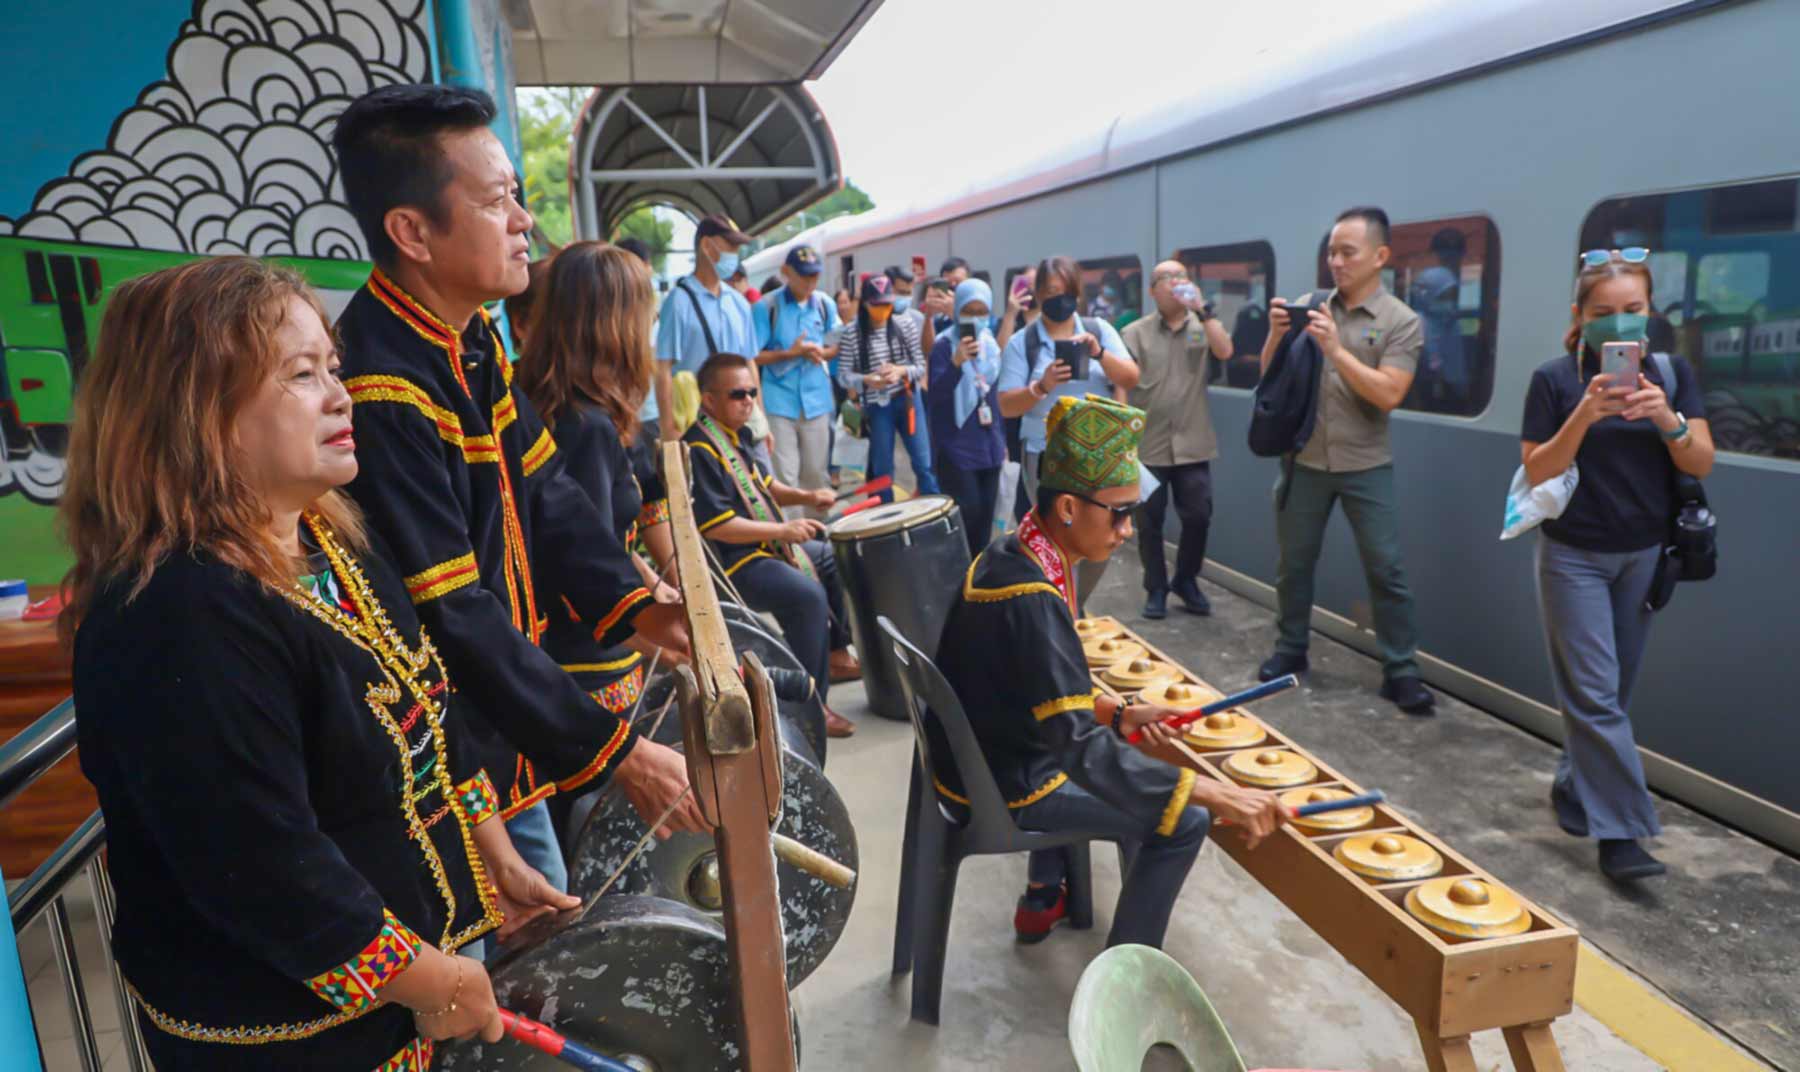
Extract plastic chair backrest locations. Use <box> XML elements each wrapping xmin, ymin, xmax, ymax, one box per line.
<box><xmin>1068</xmin><ymin>944</ymin><xmax>1247</xmax><ymax>1072</ymax></box>
<box><xmin>878</xmin><ymin>615</ymin><xmax>1017</xmax><ymax>832</ymax></box>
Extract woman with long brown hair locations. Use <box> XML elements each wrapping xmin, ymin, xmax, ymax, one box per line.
<box><xmin>516</xmin><ymin>242</ymin><xmax>678</xmax><ymax>744</ymax></box>
<box><xmin>1520</xmin><ymin>249</ymin><xmax>1713</xmax><ymax>882</ymax></box>
<box><xmin>63</xmin><ymin>256</ymin><xmax>574</xmax><ymax>1070</ymax></box>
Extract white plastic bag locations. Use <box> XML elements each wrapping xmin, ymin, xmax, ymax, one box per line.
<box><xmin>1500</xmin><ymin>463</ymin><xmax>1578</xmax><ymax>540</ymax></box>
<box><xmin>994</xmin><ymin>459</ymin><xmax>1021</xmax><ymax>533</ymax></box>
<box><xmin>830</xmin><ymin>416</ymin><xmax>869</xmax><ymax>472</ymax></box>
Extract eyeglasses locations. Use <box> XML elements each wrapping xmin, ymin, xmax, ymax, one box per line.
<box><xmin>1066</xmin><ymin>490</ymin><xmax>1136</xmax><ymax>528</ymax></box>
<box><xmin>1579</xmin><ymin>247</ymin><xmax>1650</xmax><ymax>268</ymax></box>
<box><xmin>726</xmin><ymin>388</ymin><xmax>759</xmax><ymax>401</ymax></box>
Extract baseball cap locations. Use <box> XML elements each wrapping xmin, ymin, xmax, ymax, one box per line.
<box><xmin>860</xmin><ymin>274</ymin><xmax>895</xmax><ymax>305</ymax></box>
<box><xmin>785</xmin><ymin>244</ymin><xmax>823</xmax><ymax>276</ymax></box>
<box><xmin>695</xmin><ymin>213</ymin><xmax>752</xmax><ymax>246</ymax></box>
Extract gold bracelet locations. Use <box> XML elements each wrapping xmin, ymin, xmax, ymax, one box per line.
<box><xmin>416</xmin><ymin>958</ymin><xmax>464</xmax><ymax>1019</ymax></box>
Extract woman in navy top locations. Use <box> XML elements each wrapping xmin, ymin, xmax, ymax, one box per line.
<box><xmin>927</xmin><ymin>278</ymin><xmax>1007</xmax><ymax>554</ymax></box>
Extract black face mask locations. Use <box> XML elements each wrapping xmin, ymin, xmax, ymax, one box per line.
<box><xmin>1040</xmin><ymin>294</ymin><xmax>1078</xmax><ymax>322</ymax></box>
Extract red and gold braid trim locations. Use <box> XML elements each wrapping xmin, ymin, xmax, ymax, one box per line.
<box><xmin>454</xmin><ymin>770</ymin><xmax>500</xmax><ymax>825</ymax></box>
<box><xmin>376</xmin><ymin>1038</ymin><xmax>433</xmax><ymax>1072</ymax></box>
<box><xmin>498</xmin><ymin>758</ymin><xmax>556</xmax><ymax>822</ymax></box>
<box><xmin>492</xmin><ymin>392</ymin><xmax>518</xmax><ymax>435</ymax></box>
<box><xmin>303</xmin><ymin>908</ymin><xmax>421</xmax><ymax>1013</ymax></box>
<box><xmin>521</xmin><ymin>427</ymin><xmax>556</xmax><ymax>477</ymax></box>
<box><xmin>460</xmin><ymin>434</ymin><xmax>501</xmax><ymax>465</ymax></box>
<box><xmin>1158</xmin><ymin>769</ymin><xmax>1198</xmax><ymax>837</ymax></box>
<box><xmin>556</xmin><ymin>717</ymin><xmax>634</xmax><ymax>795</ymax></box>
<box><xmin>591</xmin><ymin>587</ymin><xmax>652</xmax><ymax>643</ymax></box>
<box><xmin>345</xmin><ymin>375</ymin><xmax>465</xmax><ymax>447</ymax></box>
<box><xmin>404</xmin><ymin>552</ymin><xmax>480</xmax><ymax>604</ymax></box>
<box><xmin>368</xmin><ymin>269</ymin><xmax>456</xmax><ymax>351</ymax></box>
<box><xmin>637</xmin><ymin>498</ymin><xmax>671</xmax><ymax>528</ymax></box>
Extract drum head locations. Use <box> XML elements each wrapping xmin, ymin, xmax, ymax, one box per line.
<box><xmin>828</xmin><ymin>494</ymin><xmax>956</xmax><ymax>540</ymax></box>
<box><xmin>438</xmin><ymin>896</ymin><xmax>787</xmax><ymax>1071</ymax></box>
<box><xmin>568</xmin><ymin>746</ymin><xmax>858</xmax><ymax>985</ymax></box>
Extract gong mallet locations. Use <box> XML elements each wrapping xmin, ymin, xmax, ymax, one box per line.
<box><xmin>498</xmin><ymin>1008</ymin><xmax>638</xmax><ymax>1072</ymax></box>
<box><xmin>833</xmin><ymin>494</ymin><xmax>884</xmax><ymax>520</ymax></box>
<box><xmin>1125</xmin><ymin>674</ymin><xmax>1301</xmax><ymax>744</ymax></box>
<box><xmin>834</xmin><ymin>474</ymin><xmax>892</xmax><ymax>502</ymax></box>
<box><xmin>1213</xmin><ymin>790</ymin><xmax>1388</xmax><ymax>829</ymax></box>
<box><xmin>772</xmin><ymin>831</ymin><xmax>856</xmax><ymax>888</ymax></box>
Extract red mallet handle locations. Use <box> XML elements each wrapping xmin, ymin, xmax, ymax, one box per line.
<box><xmin>835</xmin><ymin>474</ymin><xmax>892</xmax><ymax>502</ymax></box>
<box><xmin>498</xmin><ymin>1008</ymin><xmax>637</xmax><ymax>1072</ymax></box>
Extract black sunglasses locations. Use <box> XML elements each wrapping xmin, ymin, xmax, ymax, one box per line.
<box><xmin>726</xmin><ymin>388</ymin><xmax>759</xmax><ymax>401</ymax></box>
<box><xmin>1066</xmin><ymin>490</ymin><xmax>1135</xmax><ymax>527</ymax></box>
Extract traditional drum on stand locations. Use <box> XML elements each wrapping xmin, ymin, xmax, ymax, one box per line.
<box><xmin>828</xmin><ymin>496</ymin><xmax>968</xmax><ymax>721</ymax></box>
<box><xmin>438</xmin><ymin>896</ymin><xmax>795</xmax><ymax>1071</ymax></box>
<box><xmin>566</xmin><ymin>712</ymin><xmax>858</xmax><ymax>986</ymax></box>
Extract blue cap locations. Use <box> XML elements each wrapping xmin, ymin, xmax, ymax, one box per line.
<box><xmin>0</xmin><ymin>579</ymin><xmax>26</xmax><ymax>598</ymax></box>
<box><xmin>785</xmin><ymin>244</ymin><xmax>823</xmax><ymax>276</ymax></box>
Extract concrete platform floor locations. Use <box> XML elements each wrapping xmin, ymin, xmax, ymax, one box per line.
<box><xmin>791</xmin><ymin>556</ymin><xmax>1791</xmax><ymax>1071</ymax></box>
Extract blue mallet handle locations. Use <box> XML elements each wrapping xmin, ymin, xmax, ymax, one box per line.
<box><xmin>1293</xmin><ymin>790</ymin><xmax>1386</xmax><ymax>817</ymax></box>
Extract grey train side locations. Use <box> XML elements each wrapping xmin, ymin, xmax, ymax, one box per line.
<box><xmin>816</xmin><ymin>1</ymin><xmax>1798</xmax><ymax>849</ymax></box>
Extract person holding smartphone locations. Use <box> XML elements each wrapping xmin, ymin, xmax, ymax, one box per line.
<box><xmin>997</xmin><ymin>255</ymin><xmax>1139</xmax><ymax>611</ymax></box>
<box><xmin>926</xmin><ymin>278</ymin><xmax>1006</xmax><ymax>554</ymax></box>
<box><xmin>1519</xmin><ymin>248</ymin><xmax>1712</xmax><ymax>882</ymax></box>
<box><xmin>838</xmin><ymin>273</ymin><xmax>940</xmax><ymax>501</ymax></box>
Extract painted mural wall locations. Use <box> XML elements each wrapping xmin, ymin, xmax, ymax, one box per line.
<box><xmin>0</xmin><ymin>0</ymin><xmax>520</xmax><ymax>587</ymax></box>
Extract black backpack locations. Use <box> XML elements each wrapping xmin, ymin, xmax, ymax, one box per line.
<box><xmin>1248</xmin><ymin>292</ymin><xmax>1329</xmax><ymax>508</ymax></box>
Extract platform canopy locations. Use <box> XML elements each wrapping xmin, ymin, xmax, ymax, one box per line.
<box><xmin>505</xmin><ymin>0</ymin><xmax>879</xmax><ymax>238</ymax></box>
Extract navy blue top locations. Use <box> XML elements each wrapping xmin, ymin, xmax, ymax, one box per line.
<box><xmin>927</xmin><ymin>333</ymin><xmax>1006</xmax><ymax>471</ymax></box>
<box><xmin>1520</xmin><ymin>349</ymin><xmax>1705</xmax><ymax>552</ymax></box>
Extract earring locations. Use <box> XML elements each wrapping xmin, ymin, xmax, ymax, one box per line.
<box><xmin>1063</xmin><ymin>518</ymin><xmax>1072</xmax><ymax>526</ymax></box>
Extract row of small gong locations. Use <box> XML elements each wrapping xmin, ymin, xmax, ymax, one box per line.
<box><xmin>1077</xmin><ymin>617</ymin><xmax>1532</xmax><ymax>943</ymax></box>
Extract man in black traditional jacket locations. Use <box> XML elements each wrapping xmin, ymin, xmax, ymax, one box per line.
<box><xmin>332</xmin><ymin>84</ymin><xmax>706</xmax><ymax>891</ymax></box>
<box><xmin>934</xmin><ymin>395</ymin><xmax>1291</xmax><ymax>944</ymax></box>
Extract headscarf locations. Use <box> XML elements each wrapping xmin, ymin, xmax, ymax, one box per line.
<box><xmin>951</xmin><ymin>278</ymin><xmax>1000</xmax><ymax>428</ymax></box>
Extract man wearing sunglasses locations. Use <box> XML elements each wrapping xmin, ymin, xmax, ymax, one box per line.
<box><xmin>686</xmin><ymin>352</ymin><xmax>860</xmax><ymax>736</ymax></box>
<box><xmin>933</xmin><ymin>395</ymin><xmax>1290</xmax><ymax>944</ymax></box>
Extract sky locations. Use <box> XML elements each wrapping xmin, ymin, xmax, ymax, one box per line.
<box><xmin>602</xmin><ymin>0</ymin><xmax>1466</xmax><ymax>275</ymax></box>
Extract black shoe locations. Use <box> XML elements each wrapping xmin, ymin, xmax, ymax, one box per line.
<box><xmin>1257</xmin><ymin>651</ymin><xmax>1308</xmax><ymax>682</ymax></box>
<box><xmin>1380</xmin><ymin>675</ymin><xmax>1436</xmax><ymax>716</ymax></box>
<box><xmin>1170</xmin><ymin>579</ymin><xmax>1212</xmax><ymax>617</ymax></box>
<box><xmin>1598</xmin><ymin>838</ymin><xmax>1666</xmax><ymax>881</ymax></box>
<box><xmin>1142</xmin><ymin>589</ymin><xmax>1168</xmax><ymax>620</ymax></box>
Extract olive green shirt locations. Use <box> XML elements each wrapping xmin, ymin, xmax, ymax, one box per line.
<box><xmin>1294</xmin><ymin>287</ymin><xmax>1422</xmax><ymax>473</ymax></box>
<box><xmin>1123</xmin><ymin>310</ymin><xmax>1218</xmax><ymax>467</ymax></box>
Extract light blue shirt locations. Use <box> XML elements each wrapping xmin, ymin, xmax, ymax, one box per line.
<box><xmin>754</xmin><ymin>285</ymin><xmax>840</xmax><ymax>421</ymax></box>
<box><xmin>647</xmin><ymin>276</ymin><xmax>759</xmax><ymax>421</ymax></box>
<box><xmin>997</xmin><ymin>317</ymin><xmax>1133</xmax><ymax>453</ymax></box>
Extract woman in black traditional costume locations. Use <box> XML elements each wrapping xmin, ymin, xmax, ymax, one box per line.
<box><xmin>62</xmin><ymin>257</ymin><xmax>576</xmax><ymax>1071</ymax></box>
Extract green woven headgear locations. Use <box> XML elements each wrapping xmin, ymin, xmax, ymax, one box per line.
<box><xmin>1038</xmin><ymin>394</ymin><xmax>1145</xmax><ymax>494</ymax></box>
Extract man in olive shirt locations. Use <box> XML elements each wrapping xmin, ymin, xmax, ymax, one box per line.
<box><xmin>1124</xmin><ymin>260</ymin><xmax>1234</xmax><ymax>619</ymax></box>
<box><xmin>1257</xmin><ymin>207</ymin><xmax>1434</xmax><ymax>714</ymax></box>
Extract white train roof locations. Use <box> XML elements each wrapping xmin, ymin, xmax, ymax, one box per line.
<box><xmin>817</xmin><ymin>0</ymin><xmax>1708</xmax><ymax>252</ymax></box>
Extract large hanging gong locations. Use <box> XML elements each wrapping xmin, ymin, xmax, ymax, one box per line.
<box><xmin>437</xmin><ymin>896</ymin><xmax>797</xmax><ymax>1071</ymax></box>
<box><xmin>567</xmin><ymin>742</ymin><xmax>857</xmax><ymax>985</ymax></box>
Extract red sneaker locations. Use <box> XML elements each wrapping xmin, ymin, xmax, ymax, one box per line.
<box><xmin>1013</xmin><ymin>887</ymin><xmax>1068</xmax><ymax>944</ymax></box>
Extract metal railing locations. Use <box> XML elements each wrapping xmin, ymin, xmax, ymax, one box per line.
<box><xmin>2</xmin><ymin>699</ymin><xmax>150</xmax><ymax>1072</ymax></box>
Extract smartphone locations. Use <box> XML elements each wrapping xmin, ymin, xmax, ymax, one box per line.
<box><xmin>927</xmin><ymin>278</ymin><xmax>954</xmax><ymax>295</ymax></box>
<box><xmin>1600</xmin><ymin>340</ymin><xmax>1642</xmax><ymax>389</ymax></box>
<box><xmin>1053</xmin><ymin>338</ymin><xmax>1088</xmax><ymax>381</ymax></box>
<box><xmin>957</xmin><ymin>321</ymin><xmax>978</xmax><ymax>341</ymax></box>
<box><xmin>911</xmin><ymin>255</ymin><xmax>927</xmax><ymax>280</ymax></box>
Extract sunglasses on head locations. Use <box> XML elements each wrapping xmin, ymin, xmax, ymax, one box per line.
<box><xmin>1067</xmin><ymin>490</ymin><xmax>1135</xmax><ymax>527</ymax></box>
<box><xmin>726</xmin><ymin>388</ymin><xmax>759</xmax><ymax>401</ymax></box>
<box><xmin>1579</xmin><ymin>247</ymin><xmax>1650</xmax><ymax>268</ymax></box>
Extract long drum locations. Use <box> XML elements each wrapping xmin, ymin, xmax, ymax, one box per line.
<box><xmin>828</xmin><ymin>495</ymin><xmax>969</xmax><ymax>721</ymax></box>
<box><xmin>438</xmin><ymin>896</ymin><xmax>793</xmax><ymax>1071</ymax></box>
<box><xmin>567</xmin><ymin>735</ymin><xmax>858</xmax><ymax>985</ymax></box>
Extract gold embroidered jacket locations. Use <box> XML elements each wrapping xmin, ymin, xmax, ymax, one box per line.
<box><xmin>339</xmin><ymin>269</ymin><xmax>649</xmax><ymax>817</ymax></box>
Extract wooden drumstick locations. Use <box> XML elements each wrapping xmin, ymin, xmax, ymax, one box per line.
<box><xmin>772</xmin><ymin>831</ymin><xmax>856</xmax><ymax>889</ymax></box>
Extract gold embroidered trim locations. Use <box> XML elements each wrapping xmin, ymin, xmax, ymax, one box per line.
<box><xmin>1031</xmin><ymin>694</ymin><xmax>1093</xmax><ymax>722</ymax></box>
<box><xmin>345</xmin><ymin>376</ymin><xmax>464</xmax><ymax>447</ymax></box>
<box><xmin>521</xmin><ymin>427</ymin><xmax>556</xmax><ymax>476</ymax></box>
<box><xmin>698</xmin><ymin>509</ymin><xmax>736</xmax><ymax>532</ymax></box>
<box><xmin>403</xmin><ymin>552</ymin><xmax>479</xmax><ymax>604</ymax></box>
<box><xmin>592</xmin><ymin>587</ymin><xmax>652</xmax><ymax>642</ymax></box>
<box><xmin>561</xmin><ymin>653</ymin><xmax>643</xmax><ymax>674</ymax></box>
<box><xmin>933</xmin><ymin>771</ymin><xmax>1068</xmax><ymax>810</ymax></box>
<box><xmin>723</xmin><ymin>550</ymin><xmax>774</xmax><ymax>576</ymax></box>
<box><xmin>960</xmin><ymin>555</ymin><xmax>1061</xmax><ymax>603</ymax></box>
<box><xmin>556</xmin><ymin>717</ymin><xmax>633</xmax><ymax>794</ymax></box>
<box><xmin>1158</xmin><ymin>769</ymin><xmax>1197</xmax><ymax>837</ymax></box>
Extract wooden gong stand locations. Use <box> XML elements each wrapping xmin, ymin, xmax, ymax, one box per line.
<box><xmin>661</xmin><ymin>441</ymin><xmax>797</xmax><ymax>1071</ymax></box>
<box><xmin>1088</xmin><ymin>617</ymin><xmax>1575</xmax><ymax>1072</ymax></box>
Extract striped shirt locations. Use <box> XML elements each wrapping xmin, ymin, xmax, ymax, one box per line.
<box><xmin>836</xmin><ymin>316</ymin><xmax>926</xmax><ymax>407</ymax></box>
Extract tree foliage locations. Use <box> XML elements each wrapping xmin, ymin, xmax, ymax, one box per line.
<box><xmin>748</xmin><ymin>181</ymin><xmax>876</xmax><ymax>252</ymax></box>
<box><xmin>613</xmin><ymin>208</ymin><xmax>675</xmax><ymax>275</ymax></box>
<box><xmin>518</xmin><ymin>87</ymin><xmax>585</xmax><ymax>249</ymax></box>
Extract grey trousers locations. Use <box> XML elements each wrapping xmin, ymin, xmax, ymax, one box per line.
<box><xmin>1273</xmin><ymin>463</ymin><xmax>1421</xmax><ymax>679</ymax></box>
<box><xmin>1022</xmin><ymin>448</ymin><xmax>1108</xmax><ymax>613</ymax></box>
<box><xmin>1534</xmin><ymin>534</ymin><xmax>1662</xmax><ymax>840</ymax></box>
<box><xmin>769</xmin><ymin>413</ymin><xmax>831</xmax><ymax>520</ymax></box>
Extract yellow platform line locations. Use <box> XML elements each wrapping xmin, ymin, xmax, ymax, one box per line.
<box><xmin>1576</xmin><ymin>942</ymin><xmax>1768</xmax><ymax>1071</ymax></box>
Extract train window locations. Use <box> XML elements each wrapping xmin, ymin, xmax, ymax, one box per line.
<box><xmin>1580</xmin><ymin>178</ymin><xmax>1800</xmax><ymax>461</ymax></box>
<box><xmin>1316</xmin><ymin>214</ymin><xmax>1500</xmax><ymax>417</ymax></box>
<box><xmin>1175</xmin><ymin>240</ymin><xmax>1275</xmax><ymax>389</ymax></box>
<box><xmin>1076</xmin><ymin>255</ymin><xmax>1143</xmax><ymax>332</ymax></box>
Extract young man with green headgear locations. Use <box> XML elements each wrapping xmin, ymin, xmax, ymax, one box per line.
<box><xmin>932</xmin><ymin>395</ymin><xmax>1291</xmax><ymax>944</ymax></box>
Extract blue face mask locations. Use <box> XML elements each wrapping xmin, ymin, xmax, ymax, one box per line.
<box><xmin>892</xmin><ymin>296</ymin><xmax>911</xmax><ymax>314</ymax></box>
<box><xmin>1581</xmin><ymin>312</ymin><xmax>1648</xmax><ymax>352</ymax></box>
<box><xmin>713</xmin><ymin>248</ymin><xmax>740</xmax><ymax>279</ymax></box>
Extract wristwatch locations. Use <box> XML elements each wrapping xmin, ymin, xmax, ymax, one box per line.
<box><xmin>1661</xmin><ymin>411</ymin><xmax>1690</xmax><ymax>443</ymax></box>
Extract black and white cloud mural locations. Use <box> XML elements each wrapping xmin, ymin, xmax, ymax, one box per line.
<box><xmin>0</xmin><ymin>0</ymin><xmax>431</xmax><ymax>259</ymax></box>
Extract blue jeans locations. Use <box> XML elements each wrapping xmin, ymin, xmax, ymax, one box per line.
<box><xmin>865</xmin><ymin>395</ymin><xmax>939</xmax><ymax>502</ymax></box>
<box><xmin>1019</xmin><ymin>782</ymin><xmax>1209</xmax><ymax>949</ymax></box>
<box><xmin>505</xmin><ymin>800</ymin><xmax>568</xmax><ymax>892</ymax></box>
